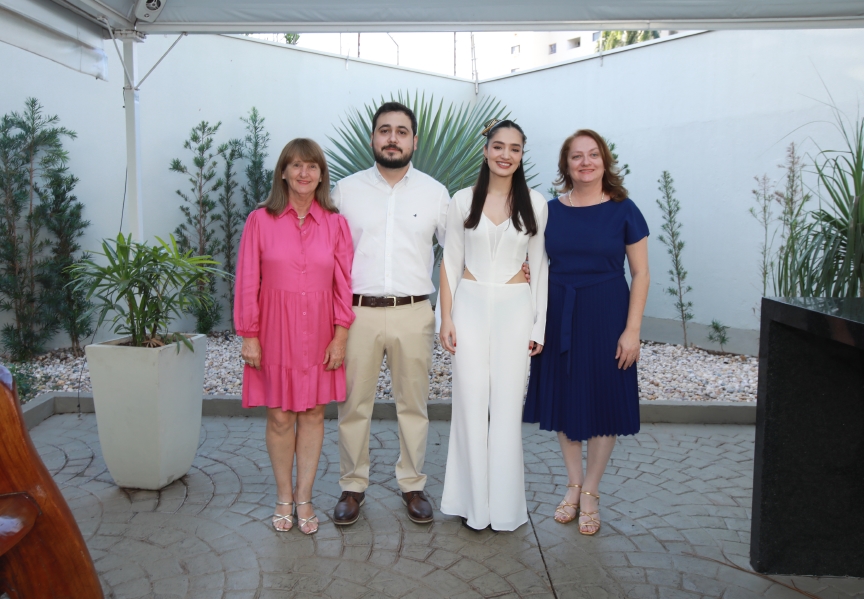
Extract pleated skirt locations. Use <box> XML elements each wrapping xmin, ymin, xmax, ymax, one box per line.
<box><xmin>441</xmin><ymin>280</ymin><xmax>532</xmax><ymax>531</ymax></box>
<box><xmin>523</xmin><ymin>275</ymin><xmax>640</xmax><ymax>442</ymax></box>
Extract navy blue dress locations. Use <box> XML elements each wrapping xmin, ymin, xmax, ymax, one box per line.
<box><xmin>523</xmin><ymin>198</ymin><xmax>649</xmax><ymax>442</ymax></box>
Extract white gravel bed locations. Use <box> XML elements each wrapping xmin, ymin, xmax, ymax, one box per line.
<box><xmin>8</xmin><ymin>335</ymin><xmax>757</xmax><ymax>403</ymax></box>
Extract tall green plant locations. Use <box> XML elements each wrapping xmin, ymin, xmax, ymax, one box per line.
<box><xmin>772</xmin><ymin>143</ymin><xmax>812</xmax><ymax>296</ymax></box>
<box><xmin>170</xmin><ymin>121</ymin><xmax>223</xmax><ymax>333</ymax></box>
<box><xmin>0</xmin><ymin>99</ymin><xmax>75</xmax><ymax>360</ymax></box>
<box><xmin>217</xmin><ymin>139</ymin><xmax>244</xmax><ymax>327</ymax></box>
<box><xmin>804</xmin><ymin>109</ymin><xmax>864</xmax><ymax>297</ymax></box>
<box><xmin>240</xmin><ymin>107</ymin><xmax>273</xmax><ymax>215</ymax></box>
<box><xmin>750</xmin><ymin>174</ymin><xmax>776</xmax><ymax>297</ymax></box>
<box><xmin>38</xmin><ymin>168</ymin><xmax>93</xmax><ymax>356</ymax></box>
<box><xmin>70</xmin><ymin>234</ymin><xmax>226</xmax><ymax>350</ymax></box>
<box><xmin>656</xmin><ymin>171</ymin><xmax>693</xmax><ymax>346</ymax></box>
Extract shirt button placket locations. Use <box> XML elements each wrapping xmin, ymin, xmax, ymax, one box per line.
<box><xmin>301</xmin><ymin>222</ymin><xmax>309</xmax><ymax>373</ymax></box>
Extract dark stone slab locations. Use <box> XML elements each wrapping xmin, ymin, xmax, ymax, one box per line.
<box><xmin>751</xmin><ymin>297</ymin><xmax>864</xmax><ymax>576</ymax></box>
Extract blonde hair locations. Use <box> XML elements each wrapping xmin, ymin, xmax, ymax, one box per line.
<box><xmin>261</xmin><ymin>138</ymin><xmax>337</xmax><ymax>215</ymax></box>
<box><xmin>553</xmin><ymin>129</ymin><xmax>628</xmax><ymax>202</ymax></box>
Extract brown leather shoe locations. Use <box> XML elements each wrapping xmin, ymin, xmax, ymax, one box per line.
<box><xmin>401</xmin><ymin>491</ymin><xmax>433</xmax><ymax>524</ymax></box>
<box><xmin>333</xmin><ymin>491</ymin><xmax>365</xmax><ymax>526</ymax></box>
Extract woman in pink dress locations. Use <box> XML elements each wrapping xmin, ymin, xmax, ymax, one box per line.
<box><xmin>234</xmin><ymin>138</ymin><xmax>354</xmax><ymax>535</ymax></box>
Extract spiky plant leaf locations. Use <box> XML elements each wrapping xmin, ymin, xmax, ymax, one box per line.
<box><xmin>326</xmin><ymin>90</ymin><xmax>536</xmax><ymax>195</ymax></box>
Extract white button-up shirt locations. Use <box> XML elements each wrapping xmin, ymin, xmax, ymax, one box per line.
<box><xmin>332</xmin><ymin>164</ymin><xmax>450</xmax><ymax>297</ymax></box>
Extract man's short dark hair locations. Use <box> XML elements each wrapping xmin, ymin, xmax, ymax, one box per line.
<box><xmin>372</xmin><ymin>102</ymin><xmax>417</xmax><ymax>135</ymax></box>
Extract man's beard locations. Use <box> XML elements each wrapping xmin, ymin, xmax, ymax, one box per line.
<box><xmin>374</xmin><ymin>145</ymin><xmax>413</xmax><ymax>169</ymax></box>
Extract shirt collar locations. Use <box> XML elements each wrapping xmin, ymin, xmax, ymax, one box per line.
<box><xmin>285</xmin><ymin>199</ymin><xmax>323</xmax><ymax>223</ymax></box>
<box><xmin>368</xmin><ymin>162</ymin><xmax>414</xmax><ymax>187</ymax></box>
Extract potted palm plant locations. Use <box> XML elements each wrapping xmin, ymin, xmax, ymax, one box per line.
<box><xmin>71</xmin><ymin>233</ymin><xmax>227</xmax><ymax>490</ymax></box>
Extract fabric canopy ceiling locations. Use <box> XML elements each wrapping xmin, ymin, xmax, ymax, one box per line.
<box><xmin>48</xmin><ymin>0</ymin><xmax>864</xmax><ymax>33</ymax></box>
<box><xmin>0</xmin><ymin>0</ymin><xmax>107</xmax><ymax>78</ymax></box>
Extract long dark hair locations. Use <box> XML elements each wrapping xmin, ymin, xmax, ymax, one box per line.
<box><xmin>463</xmin><ymin>120</ymin><xmax>537</xmax><ymax>236</ymax></box>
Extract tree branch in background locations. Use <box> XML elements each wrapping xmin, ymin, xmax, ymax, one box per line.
<box><xmin>656</xmin><ymin>170</ymin><xmax>693</xmax><ymax>346</ymax></box>
<box><xmin>170</xmin><ymin>121</ymin><xmax>224</xmax><ymax>333</ymax></box>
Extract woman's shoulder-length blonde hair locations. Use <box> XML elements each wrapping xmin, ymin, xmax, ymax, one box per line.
<box><xmin>553</xmin><ymin>129</ymin><xmax>628</xmax><ymax>202</ymax></box>
<box><xmin>261</xmin><ymin>138</ymin><xmax>338</xmax><ymax>216</ymax></box>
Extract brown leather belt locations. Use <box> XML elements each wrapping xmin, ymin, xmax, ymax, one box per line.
<box><xmin>352</xmin><ymin>294</ymin><xmax>429</xmax><ymax>308</ymax></box>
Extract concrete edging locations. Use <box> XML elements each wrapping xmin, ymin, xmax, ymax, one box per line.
<box><xmin>21</xmin><ymin>392</ymin><xmax>755</xmax><ymax>430</ymax></box>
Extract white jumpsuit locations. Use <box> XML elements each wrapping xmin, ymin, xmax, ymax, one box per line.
<box><xmin>440</xmin><ymin>187</ymin><xmax>548</xmax><ymax>531</ymax></box>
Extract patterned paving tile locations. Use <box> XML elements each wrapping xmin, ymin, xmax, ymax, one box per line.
<box><xmin>23</xmin><ymin>416</ymin><xmax>864</xmax><ymax>598</ymax></box>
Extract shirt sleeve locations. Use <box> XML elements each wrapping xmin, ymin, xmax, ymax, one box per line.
<box><xmin>234</xmin><ymin>210</ymin><xmax>262</xmax><ymax>337</ymax></box>
<box><xmin>435</xmin><ymin>184</ymin><xmax>450</xmax><ymax>251</ymax></box>
<box><xmin>625</xmin><ymin>199</ymin><xmax>650</xmax><ymax>244</ymax></box>
<box><xmin>333</xmin><ymin>215</ymin><xmax>356</xmax><ymax>329</ymax></box>
<box><xmin>528</xmin><ymin>196</ymin><xmax>549</xmax><ymax>345</ymax></box>
<box><xmin>331</xmin><ymin>180</ymin><xmax>343</xmax><ymax>212</ymax></box>
<box><xmin>441</xmin><ymin>190</ymin><xmax>466</xmax><ymax>316</ymax></box>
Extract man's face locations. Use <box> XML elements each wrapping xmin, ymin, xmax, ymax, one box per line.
<box><xmin>371</xmin><ymin>111</ymin><xmax>417</xmax><ymax>169</ymax></box>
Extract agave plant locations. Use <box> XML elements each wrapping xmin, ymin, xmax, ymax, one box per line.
<box><xmin>326</xmin><ymin>91</ymin><xmax>536</xmax><ymax>262</ymax></box>
<box><xmin>327</xmin><ymin>90</ymin><xmax>536</xmax><ymax>192</ymax></box>
<box><xmin>774</xmin><ymin>107</ymin><xmax>864</xmax><ymax>298</ymax></box>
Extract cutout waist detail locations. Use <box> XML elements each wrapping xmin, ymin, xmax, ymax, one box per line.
<box><xmin>462</xmin><ymin>268</ymin><xmax>527</xmax><ymax>284</ymax></box>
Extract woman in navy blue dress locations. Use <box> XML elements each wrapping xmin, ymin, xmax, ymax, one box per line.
<box><xmin>523</xmin><ymin>130</ymin><xmax>650</xmax><ymax>535</ymax></box>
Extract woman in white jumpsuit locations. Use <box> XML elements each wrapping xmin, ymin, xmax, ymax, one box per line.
<box><xmin>439</xmin><ymin>120</ymin><xmax>548</xmax><ymax>531</ymax></box>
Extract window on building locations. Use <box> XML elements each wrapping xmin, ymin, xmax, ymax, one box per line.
<box><xmin>549</xmin><ymin>43</ymin><xmax>557</xmax><ymax>54</ymax></box>
<box><xmin>568</xmin><ymin>37</ymin><xmax>581</xmax><ymax>49</ymax></box>
<box><xmin>592</xmin><ymin>32</ymin><xmax>600</xmax><ymax>42</ymax></box>
<box><xmin>511</xmin><ymin>45</ymin><xmax>520</xmax><ymax>54</ymax></box>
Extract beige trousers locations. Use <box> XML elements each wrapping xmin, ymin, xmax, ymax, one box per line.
<box><xmin>338</xmin><ymin>300</ymin><xmax>435</xmax><ymax>493</ymax></box>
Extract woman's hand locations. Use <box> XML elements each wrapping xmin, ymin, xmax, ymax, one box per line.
<box><xmin>241</xmin><ymin>337</ymin><xmax>262</xmax><ymax>370</ymax></box>
<box><xmin>529</xmin><ymin>341</ymin><xmax>543</xmax><ymax>357</ymax></box>
<box><xmin>440</xmin><ymin>318</ymin><xmax>457</xmax><ymax>354</ymax></box>
<box><xmin>616</xmin><ymin>329</ymin><xmax>641</xmax><ymax>369</ymax></box>
<box><xmin>324</xmin><ymin>326</ymin><xmax>348</xmax><ymax>371</ymax></box>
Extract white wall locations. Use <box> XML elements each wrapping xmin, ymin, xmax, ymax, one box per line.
<box><xmin>3</xmin><ymin>29</ymin><xmax>864</xmax><ymax>349</ymax></box>
<box><xmin>481</xmin><ymin>29</ymin><xmax>864</xmax><ymax>331</ymax></box>
<box><xmin>0</xmin><ymin>34</ymin><xmax>475</xmax><ymax>343</ymax></box>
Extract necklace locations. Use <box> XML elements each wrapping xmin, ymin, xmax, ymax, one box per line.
<box><xmin>567</xmin><ymin>189</ymin><xmax>605</xmax><ymax>207</ymax></box>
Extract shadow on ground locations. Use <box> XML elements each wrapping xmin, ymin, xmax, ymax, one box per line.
<box><xmin>29</xmin><ymin>416</ymin><xmax>864</xmax><ymax>599</ymax></box>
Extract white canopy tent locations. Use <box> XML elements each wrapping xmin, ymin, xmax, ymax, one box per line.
<box><xmin>2</xmin><ymin>0</ymin><xmax>863</xmax><ymax>240</ymax></box>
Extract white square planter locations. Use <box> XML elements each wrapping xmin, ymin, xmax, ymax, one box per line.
<box><xmin>85</xmin><ymin>334</ymin><xmax>207</xmax><ymax>490</ymax></box>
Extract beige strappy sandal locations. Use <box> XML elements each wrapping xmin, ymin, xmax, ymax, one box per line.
<box><xmin>578</xmin><ymin>490</ymin><xmax>601</xmax><ymax>536</ymax></box>
<box><xmin>272</xmin><ymin>500</ymin><xmax>294</xmax><ymax>532</ymax></box>
<box><xmin>295</xmin><ymin>500</ymin><xmax>319</xmax><ymax>535</ymax></box>
<box><xmin>554</xmin><ymin>483</ymin><xmax>581</xmax><ymax>524</ymax></box>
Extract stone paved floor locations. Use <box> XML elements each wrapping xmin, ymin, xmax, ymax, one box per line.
<box><xmin>28</xmin><ymin>415</ymin><xmax>864</xmax><ymax>599</ymax></box>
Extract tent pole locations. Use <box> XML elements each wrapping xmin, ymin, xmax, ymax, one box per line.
<box><xmin>122</xmin><ymin>37</ymin><xmax>144</xmax><ymax>242</ymax></box>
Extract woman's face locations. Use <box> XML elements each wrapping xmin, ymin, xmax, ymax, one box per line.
<box><xmin>567</xmin><ymin>136</ymin><xmax>605</xmax><ymax>186</ymax></box>
<box><xmin>282</xmin><ymin>158</ymin><xmax>321</xmax><ymax>199</ymax></box>
<box><xmin>483</xmin><ymin>127</ymin><xmax>524</xmax><ymax>178</ymax></box>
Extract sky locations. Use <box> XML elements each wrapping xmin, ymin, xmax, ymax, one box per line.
<box><xmin>253</xmin><ymin>32</ymin><xmax>527</xmax><ymax>80</ymax></box>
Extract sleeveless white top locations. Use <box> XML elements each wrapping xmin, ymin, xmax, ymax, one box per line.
<box><xmin>442</xmin><ymin>187</ymin><xmax>549</xmax><ymax>344</ymax></box>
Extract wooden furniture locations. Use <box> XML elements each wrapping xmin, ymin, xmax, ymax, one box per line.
<box><xmin>0</xmin><ymin>368</ymin><xmax>104</xmax><ymax>598</ymax></box>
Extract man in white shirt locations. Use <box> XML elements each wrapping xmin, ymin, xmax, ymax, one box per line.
<box><xmin>331</xmin><ymin>102</ymin><xmax>450</xmax><ymax>525</ymax></box>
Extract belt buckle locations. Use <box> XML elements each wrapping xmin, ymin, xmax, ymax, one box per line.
<box><xmin>385</xmin><ymin>296</ymin><xmax>397</xmax><ymax>307</ymax></box>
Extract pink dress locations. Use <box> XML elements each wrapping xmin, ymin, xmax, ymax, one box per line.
<box><xmin>234</xmin><ymin>201</ymin><xmax>355</xmax><ymax>412</ymax></box>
